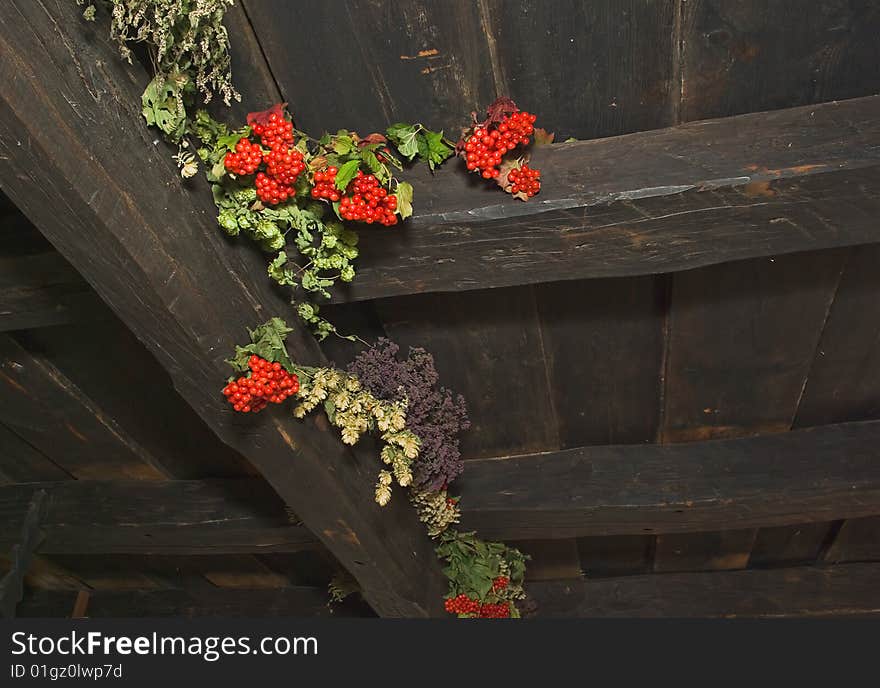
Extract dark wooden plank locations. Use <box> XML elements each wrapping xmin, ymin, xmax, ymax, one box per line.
<box><xmin>18</xmin><ymin>586</ymin><xmax>363</xmax><ymax>618</ymax></box>
<box><xmin>528</xmin><ymin>563</ymin><xmax>880</xmax><ymax>617</ymax></box>
<box><xmin>456</xmin><ymin>421</ymin><xmax>880</xmax><ymax>540</ymax></box>
<box><xmin>377</xmin><ymin>286</ymin><xmax>559</xmax><ymax>459</ymax></box>
<box><xmin>661</xmin><ymin>251</ymin><xmax>846</xmax><ymax>442</ymax></box>
<box><xmin>795</xmin><ymin>245</ymin><xmax>880</xmax><ymax>428</ymax></box>
<box><xmin>824</xmin><ymin>517</ymin><xmax>880</xmax><ymax>564</ymax></box>
<box><xmin>658</xmin><ymin>250</ymin><xmax>846</xmax><ymax>570</ymax></box>
<box><xmin>0</xmin><ymin>335</ymin><xmax>167</xmax><ymax>479</ymax></box>
<box><xmin>0</xmin><ymin>252</ymin><xmax>105</xmax><ymax>332</ymax></box>
<box><xmin>0</xmin><ymin>0</ymin><xmax>444</xmax><ymax>617</ymax></box>
<box><xmin>331</xmin><ymin>96</ymin><xmax>880</xmax><ymax>302</ymax></box>
<box><xmin>577</xmin><ymin>535</ymin><xmax>653</xmax><ymax>578</ymax></box>
<box><xmin>511</xmin><ymin>539</ymin><xmax>582</xmax><ymax>581</ymax></box>
<box><xmin>535</xmin><ymin>276</ymin><xmax>666</xmax><ymax>448</ymax></box>
<box><xmin>18</xmin><ymin>320</ymin><xmax>254</xmax><ymax>479</ymax></box>
<box><xmin>749</xmin><ymin>522</ymin><xmax>835</xmax><ymax>568</ymax></box>
<box><xmin>0</xmin><ymin>422</ymin><xmax>70</xmax><ymax>483</ymax></box>
<box><xmin>653</xmin><ymin>529</ymin><xmax>756</xmax><ymax>573</ymax></box>
<box><xmin>535</xmin><ymin>275</ymin><xmax>667</xmax><ymax>575</ymax></box>
<box><xmin>243</xmin><ymin>0</ymin><xmax>495</xmax><ymax>140</ymax></box>
<box><xmin>680</xmin><ymin>0</ymin><xmax>880</xmax><ymax>122</ymax></box>
<box><xmin>490</xmin><ymin>0</ymin><xmax>677</xmax><ymax>139</ymax></box>
<box><xmin>0</xmin><ymin>479</ymin><xmax>319</xmax><ymax>555</ymax></box>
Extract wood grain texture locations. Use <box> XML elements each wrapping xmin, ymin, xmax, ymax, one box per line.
<box><xmin>456</xmin><ymin>421</ymin><xmax>880</xmax><ymax>540</ymax></box>
<box><xmin>0</xmin><ymin>0</ymin><xmax>444</xmax><ymax>617</ymax></box>
<box><xmin>535</xmin><ymin>276</ymin><xmax>666</xmax><ymax>448</ymax></box>
<box><xmin>0</xmin><ymin>252</ymin><xmax>105</xmax><ymax>332</ymax></box>
<box><xmin>528</xmin><ymin>563</ymin><xmax>880</xmax><ymax>617</ymax></box>
<box><xmin>0</xmin><ymin>422</ymin><xmax>70</xmax><ymax>483</ymax></box>
<box><xmin>661</xmin><ymin>251</ymin><xmax>847</xmax><ymax>442</ymax></box>
<box><xmin>0</xmin><ymin>335</ymin><xmax>167</xmax><ymax>480</ymax></box>
<box><xmin>680</xmin><ymin>0</ymin><xmax>880</xmax><ymax>122</ymax></box>
<box><xmin>748</xmin><ymin>522</ymin><xmax>835</xmax><ymax>567</ymax></box>
<box><xmin>488</xmin><ymin>0</ymin><xmax>677</xmax><ymax>139</ymax></box>
<box><xmin>330</xmin><ymin>96</ymin><xmax>880</xmax><ymax>303</ymax></box>
<box><xmin>376</xmin><ymin>286</ymin><xmax>559</xmax><ymax>459</ymax></box>
<box><xmin>824</xmin><ymin>516</ymin><xmax>880</xmax><ymax>563</ymax></box>
<box><xmin>0</xmin><ymin>480</ymin><xmax>318</xmax><ymax>555</ymax></box>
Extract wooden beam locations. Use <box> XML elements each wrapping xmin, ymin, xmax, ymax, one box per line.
<box><xmin>457</xmin><ymin>421</ymin><xmax>880</xmax><ymax>540</ymax></box>
<box><xmin>0</xmin><ymin>252</ymin><xmax>105</xmax><ymax>332</ymax></box>
<box><xmin>0</xmin><ymin>479</ymin><xmax>319</xmax><ymax>555</ymax></box>
<box><xmin>0</xmin><ymin>0</ymin><xmax>444</xmax><ymax>617</ymax></box>
<box><xmin>527</xmin><ymin>563</ymin><xmax>880</xmax><ymax>617</ymax></box>
<box><xmin>332</xmin><ymin>95</ymin><xmax>880</xmax><ymax>302</ymax></box>
<box><xmin>17</xmin><ymin>586</ymin><xmax>366</xmax><ymax>618</ymax></box>
<box><xmin>0</xmin><ymin>489</ymin><xmax>46</xmax><ymax>618</ymax></box>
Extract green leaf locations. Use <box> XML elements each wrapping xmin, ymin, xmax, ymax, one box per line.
<box><xmin>334</xmin><ymin>159</ymin><xmax>361</xmax><ymax>192</ymax></box>
<box><xmin>420</xmin><ymin>129</ymin><xmax>454</xmax><ymax>170</ymax></box>
<box><xmin>386</xmin><ymin>123</ymin><xmax>420</xmax><ymax>160</ymax></box>
<box><xmin>141</xmin><ymin>74</ymin><xmax>188</xmax><ymax>142</ymax></box>
<box><xmin>267</xmin><ymin>251</ymin><xmax>297</xmax><ymax>287</ymax></box>
<box><xmin>226</xmin><ymin>317</ymin><xmax>295</xmax><ymax>373</ymax></box>
<box><xmin>361</xmin><ymin>149</ymin><xmax>384</xmax><ymax>177</ymax></box>
<box><xmin>395</xmin><ymin>181</ymin><xmax>413</xmax><ymax>219</ymax></box>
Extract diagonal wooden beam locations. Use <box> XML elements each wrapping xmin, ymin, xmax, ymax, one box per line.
<box><xmin>334</xmin><ymin>95</ymin><xmax>880</xmax><ymax>302</ymax></box>
<box><xmin>0</xmin><ymin>0</ymin><xmax>444</xmax><ymax>616</ymax></box>
<box><xmin>457</xmin><ymin>421</ymin><xmax>880</xmax><ymax>540</ymax></box>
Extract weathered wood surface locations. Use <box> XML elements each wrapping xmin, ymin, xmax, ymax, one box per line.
<box><xmin>0</xmin><ymin>335</ymin><xmax>168</xmax><ymax>480</ymax></box>
<box><xmin>0</xmin><ymin>252</ymin><xmax>104</xmax><ymax>332</ymax></box>
<box><xmin>528</xmin><ymin>563</ymin><xmax>880</xmax><ymax>617</ymax></box>
<box><xmin>327</xmin><ymin>96</ymin><xmax>880</xmax><ymax>303</ymax></box>
<box><xmin>457</xmin><ymin>421</ymin><xmax>880</xmax><ymax>540</ymax></box>
<box><xmin>18</xmin><ymin>586</ymin><xmax>367</xmax><ymax>618</ymax></box>
<box><xmin>0</xmin><ymin>480</ymin><xmax>318</xmax><ymax>555</ymax></box>
<box><xmin>0</xmin><ymin>0</ymin><xmax>445</xmax><ymax>617</ymax></box>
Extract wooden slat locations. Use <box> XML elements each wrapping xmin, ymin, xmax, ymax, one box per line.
<box><xmin>824</xmin><ymin>517</ymin><xmax>880</xmax><ymax>564</ymax></box>
<box><xmin>0</xmin><ymin>480</ymin><xmax>318</xmax><ymax>555</ymax></box>
<box><xmin>0</xmin><ymin>0</ymin><xmax>444</xmax><ymax>617</ymax></box>
<box><xmin>0</xmin><ymin>252</ymin><xmax>105</xmax><ymax>332</ymax></box>
<box><xmin>0</xmin><ymin>335</ymin><xmax>167</xmax><ymax>480</ymax></box>
<box><xmin>17</xmin><ymin>586</ymin><xmax>363</xmax><ymax>618</ymax></box>
<box><xmin>528</xmin><ymin>563</ymin><xmax>880</xmax><ymax>617</ymax></box>
<box><xmin>328</xmin><ymin>95</ymin><xmax>880</xmax><ymax>303</ymax></box>
<box><xmin>679</xmin><ymin>0</ymin><xmax>880</xmax><ymax>122</ymax></box>
<box><xmin>457</xmin><ymin>421</ymin><xmax>880</xmax><ymax>540</ymax></box>
<box><xmin>377</xmin><ymin>286</ymin><xmax>560</xmax><ymax>459</ymax></box>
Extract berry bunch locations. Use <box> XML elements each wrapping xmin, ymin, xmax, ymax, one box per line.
<box><xmin>251</xmin><ymin>111</ymin><xmax>294</xmax><ymax>148</ymax></box>
<box><xmin>222</xmin><ymin>355</ymin><xmax>300</xmax><ymax>413</ymax></box>
<box><xmin>263</xmin><ymin>145</ymin><xmax>305</xmax><ymax>186</ymax></box>
<box><xmin>478</xmin><ymin>602</ymin><xmax>511</xmax><ymax>619</ymax></box>
<box><xmin>463</xmin><ymin>110</ymin><xmax>537</xmax><ymax>179</ymax></box>
<box><xmin>310</xmin><ymin>167</ymin><xmax>341</xmax><ymax>202</ymax></box>
<box><xmin>444</xmin><ymin>594</ymin><xmax>480</xmax><ymax>616</ymax></box>
<box><xmin>507</xmin><ymin>164</ymin><xmax>541</xmax><ymax>197</ymax></box>
<box><xmin>338</xmin><ymin>171</ymin><xmax>399</xmax><ymax>226</ymax></box>
<box><xmin>255</xmin><ymin>172</ymin><xmax>295</xmax><ymax>205</ymax></box>
<box><xmin>223</xmin><ymin>138</ymin><xmax>263</xmax><ymax>176</ymax></box>
<box><xmin>491</xmin><ymin>576</ymin><xmax>509</xmax><ymax>592</ymax></box>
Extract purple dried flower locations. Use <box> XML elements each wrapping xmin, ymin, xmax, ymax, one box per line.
<box><xmin>348</xmin><ymin>339</ymin><xmax>470</xmax><ymax>489</ymax></box>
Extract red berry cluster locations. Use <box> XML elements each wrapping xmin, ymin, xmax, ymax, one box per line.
<box><xmin>251</xmin><ymin>111</ymin><xmax>294</xmax><ymax>148</ymax></box>
<box><xmin>264</xmin><ymin>145</ymin><xmax>305</xmax><ymax>186</ymax></box>
<box><xmin>464</xmin><ymin>111</ymin><xmax>537</xmax><ymax>179</ymax></box>
<box><xmin>310</xmin><ymin>167</ymin><xmax>341</xmax><ymax>202</ymax></box>
<box><xmin>222</xmin><ymin>355</ymin><xmax>300</xmax><ymax>413</ymax></box>
<box><xmin>443</xmin><ymin>594</ymin><xmax>512</xmax><ymax>618</ymax></box>
<box><xmin>444</xmin><ymin>594</ymin><xmax>480</xmax><ymax>615</ymax></box>
<box><xmin>508</xmin><ymin>164</ymin><xmax>541</xmax><ymax>197</ymax></box>
<box><xmin>478</xmin><ymin>602</ymin><xmax>511</xmax><ymax>619</ymax></box>
<box><xmin>225</xmin><ymin>111</ymin><xmax>306</xmax><ymax>205</ymax></box>
<box><xmin>223</xmin><ymin>138</ymin><xmax>262</xmax><ymax>176</ymax></box>
<box><xmin>338</xmin><ymin>171</ymin><xmax>398</xmax><ymax>226</ymax></box>
<box><xmin>491</xmin><ymin>576</ymin><xmax>509</xmax><ymax>592</ymax></box>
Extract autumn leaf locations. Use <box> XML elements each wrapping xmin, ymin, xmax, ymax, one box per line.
<box><xmin>533</xmin><ymin>127</ymin><xmax>555</xmax><ymax>145</ymax></box>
